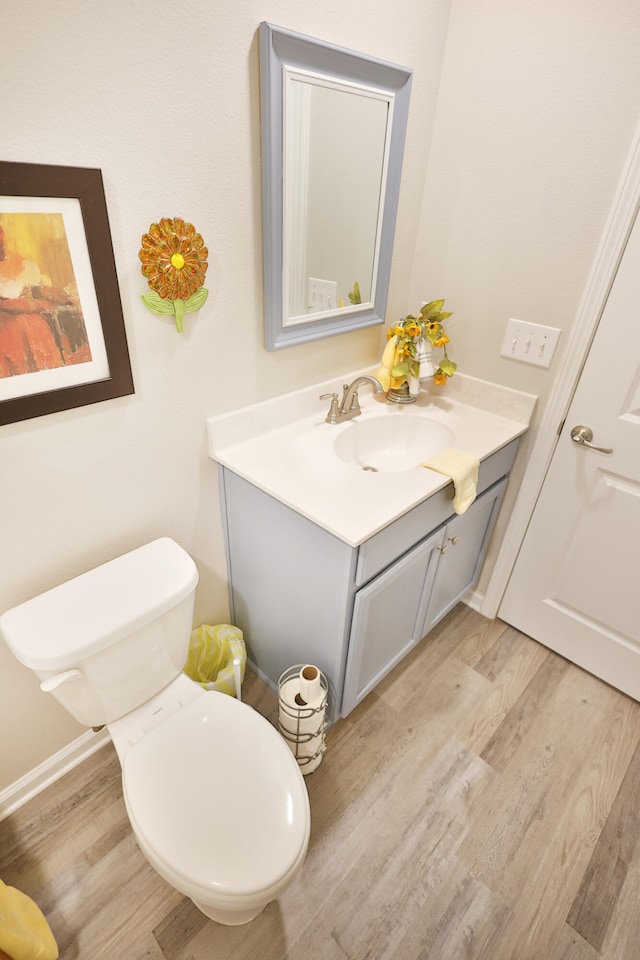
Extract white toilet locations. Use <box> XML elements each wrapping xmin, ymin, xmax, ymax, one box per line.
<box><xmin>0</xmin><ymin>537</ymin><xmax>311</xmax><ymax>925</ymax></box>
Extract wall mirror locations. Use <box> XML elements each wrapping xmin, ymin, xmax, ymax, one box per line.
<box><xmin>259</xmin><ymin>22</ymin><xmax>413</xmax><ymax>350</ymax></box>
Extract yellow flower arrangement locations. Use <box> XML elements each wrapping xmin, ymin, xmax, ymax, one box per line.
<box><xmin>384</xmin><ymin>299</ymin><xmax>456</xmax><ymax>388</ymax></box>
<box><xmin>138</xmin><ymin>217</ymin><xmax>208</xmax><ymax>332</ymax></box>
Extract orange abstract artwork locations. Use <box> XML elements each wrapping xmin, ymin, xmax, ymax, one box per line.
<box><xmin>0</xmin><ymin>212</ymin><xmax>92</xmax><ymax>379</ymax></box>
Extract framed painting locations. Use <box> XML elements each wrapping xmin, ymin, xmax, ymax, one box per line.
<box><xmin>0</xmin><ymin>161</ymin><xmax>134</xmax><ymax>426</ymax></box>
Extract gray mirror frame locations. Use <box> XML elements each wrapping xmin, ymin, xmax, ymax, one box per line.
<box><xmin>259</xmin><ymin>22</ymin><xmax>413</xmax><ymax>351</ymax></box>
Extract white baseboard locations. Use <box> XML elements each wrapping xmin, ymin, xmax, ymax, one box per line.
<box><xmin>0</xmin><ymin>727</ymin><xmax>112</xmax><ymax>822</ymax></box>
<box><xmin>463</xmin><ymin>587</ymin><xmax>484</xmax><ymax>614</ymax></box>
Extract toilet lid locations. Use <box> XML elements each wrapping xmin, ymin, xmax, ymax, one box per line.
<box><xmin>121</xmin><ymin>693</ymin><xmax>310</xmax><ymax>898</ymax></box>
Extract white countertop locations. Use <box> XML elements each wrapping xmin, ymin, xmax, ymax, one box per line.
<box><xmin>207</xmin><ymin>369</ymin><xmax>536</xmax><ymax>547</ymax></box>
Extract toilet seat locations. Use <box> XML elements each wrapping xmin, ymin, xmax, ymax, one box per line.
<box><xmin>121</xmin><ymin>692</ymin><xmax>310</xmax><ymax>904</ymax></box>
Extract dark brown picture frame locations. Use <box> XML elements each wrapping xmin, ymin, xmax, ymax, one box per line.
<box><xmin>0</xmin><ymin>161</ymin><xmax>134</xmax><ymax>426</ymax></box>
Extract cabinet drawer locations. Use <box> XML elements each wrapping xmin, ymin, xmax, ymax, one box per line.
<box><xmin>355</xmin><ymin>438</ymin><xmax>519</xmax><ymax>587</ymax></box>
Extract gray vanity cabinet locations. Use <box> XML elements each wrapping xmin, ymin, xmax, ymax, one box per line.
<box><xmin>340</xmin><ymin>477</ymin><xmax>508</xmax><ymax>716</ymax></box>
<box><xmin>341</xmin><ymin>528</ymin><xmax>444</xmax><ymax>716</ymax></box>
<box><xmin>218</xmin><ymin>438</ymin><xmax>518</xmax><ymax>722</ymax></box>
<box><xmin>219</xmin><ymin>468</ymin><xmax>356</xmax><ymax>722</ymax></box>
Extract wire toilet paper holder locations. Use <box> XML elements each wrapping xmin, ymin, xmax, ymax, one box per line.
<box><xmin>278</xmin><ymin>664</ymin><xmax>328</xmax><ymax>773</ymax></box>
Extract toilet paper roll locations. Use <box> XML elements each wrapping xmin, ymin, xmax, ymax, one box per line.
<box><xmin>278</xmin><ymin>666</ymin><xmax>327</xmax><ymax>775</ymax></box>
<box><xmin>299</xmin><ymin>742</ymin><xmax>325</xmax><ymax>775</ymax></box>
<box><xmin>299</xmin><ymin>664</ymin><xmax>322</xmax><ymax>706</ymax></box>
<box><xmin>278</xmin><ymin>677</ymin><xmax>325</xmax><ymax>738</ymax></box>
<box><xmin>278</xmin><ymin>677</ymin><xmax>325</xmax><ymax>757</ymax></box>
<box><xmin>295</xmin><ymin>731</ymin><xmax>325</xmax><ymax>760</ymax></box>
<box><xmin>280</xmin><ymin>717</ymin><xmax>325</xmax><ymax>773</ymax></box>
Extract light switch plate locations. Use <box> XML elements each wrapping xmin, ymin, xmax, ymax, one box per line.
<box><xmin>500</xmin><ymin>318</ymin><xmax>561</xmax><ymax>368</ymax></box>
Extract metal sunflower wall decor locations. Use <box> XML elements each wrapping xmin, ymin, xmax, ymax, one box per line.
<box><xmin>138</xmin><ymin>217</ymin><xmax>208</xmax><ymax>332</ymax></box>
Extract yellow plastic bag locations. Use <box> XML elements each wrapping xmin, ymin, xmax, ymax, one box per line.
<box><xmin>183</xmin><ymin>624</ymin><xmax>246</xmax><ymax>697</ymax></box>
<box><xmin>0</xmin><ymin>879</ymin><xmax>58</xmax><ymax>960</ymax></box>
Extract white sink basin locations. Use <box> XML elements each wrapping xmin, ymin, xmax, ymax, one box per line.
<box><xmin>333</xmin><ymin>415</ymin><xmax>455</xmax><ymax>473</ymax></box>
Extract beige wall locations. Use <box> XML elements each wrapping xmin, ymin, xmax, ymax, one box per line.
<box><xmin>411</xmin><ymin>0</ymin><xmax>640</xmax><ymax>394</ymax></box>
<box><xmin>0</xmin><ymin>0</ymin><xmax>451</xmax><ymax>791</ymax></box>
<box><xmin>409</xmin><ymin>0</ymin><xmax>640</xmax><ymax>597</ymax></box>
<box><xmin>2</xmin><ymin>0</ymin><xmax>640</xmax><ymax>794</ymax></box>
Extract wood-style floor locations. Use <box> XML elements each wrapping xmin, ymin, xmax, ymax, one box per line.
<box><xmin>3</xmin><ymin>604</ymin><xmax>640</xmax><ymax>959</ymax></box>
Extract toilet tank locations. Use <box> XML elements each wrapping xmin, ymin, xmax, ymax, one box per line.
<box><xmin>0</xmin><ymin>538</ymin><xmax>199</xmax><ymax>727</ymax></box>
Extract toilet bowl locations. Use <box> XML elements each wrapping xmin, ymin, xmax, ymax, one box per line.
<box><xmin>0</xmin><ymin>538</ymin><xmax>311</xmax><ymax>925</ymax></box>
<box><xmin>109</xmin><ymin>674</ymin><xmax>310</xmax><ymax>925</ymax></box>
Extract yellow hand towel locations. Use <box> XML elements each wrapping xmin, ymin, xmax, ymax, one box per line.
<box><xmin>0</xmin><ymin>880</ymin><xmax>58</xmax><ymax>960</ymax></box>
<box><xmin>376</xmin><ymin>336</ymin><xmax>406</xmax><ymax>392</ymax></box>
<box><xmin>423</xmin><ymin>448</ymin><xmax>480</xmax><ymax>515</ymax></box>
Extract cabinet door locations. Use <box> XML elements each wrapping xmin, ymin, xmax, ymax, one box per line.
<box><xmin>341</xmin><ymin>529</ymin><xmax>444</xmax><ymax>716</ymax></box>
<box><xmin>421</xmin><ymin>477</ymin><xmax>508</xmax><ymax>635</ymax></box>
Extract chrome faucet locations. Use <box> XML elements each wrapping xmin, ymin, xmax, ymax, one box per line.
<box><xmin>320</xmin><ymin>375</ymin><xmax>385</xmax><ymax>424</ymax></box>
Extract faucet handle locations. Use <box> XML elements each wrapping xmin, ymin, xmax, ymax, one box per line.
<box><xmin>320</xmin><ymin>392</ymin><xmax>341</xmax><ymax>424</ymax></box>
<box><xmin>340</xmin><ymin>382</ymin><xmax>361</xmax><ymax>415</ymax></box>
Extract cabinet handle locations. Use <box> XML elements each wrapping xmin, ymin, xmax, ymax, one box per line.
<box><xmin>448</xmin><ymin>536</ymin><xmax>458</xmax><ymax>545</ymax></box>
<box><xmin>437</xmin><ymin>544</ymin><xmax>447</xmax><ymax>554</ymax></box>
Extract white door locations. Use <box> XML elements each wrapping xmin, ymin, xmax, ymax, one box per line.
<box><xmin>499</xmin><ymin>205</ymin><xmax>640</xmax><ymax>700</ymax></box>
